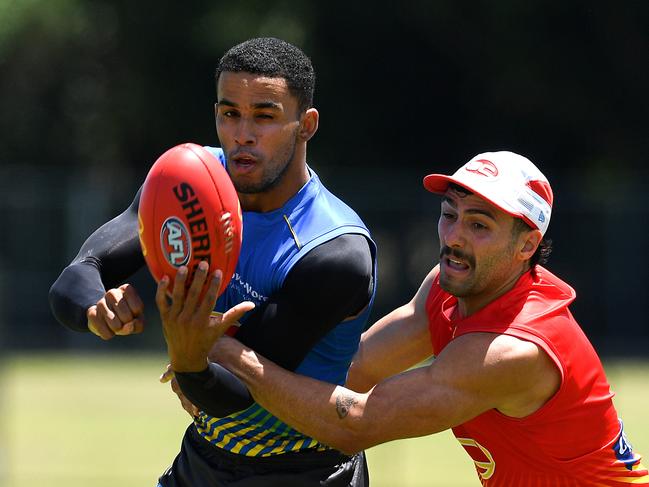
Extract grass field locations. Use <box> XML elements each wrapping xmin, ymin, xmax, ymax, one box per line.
<box><xmin>1</xmin><ymin>354</ymin><xmax>648</xmax><ymax>486</ymax></box>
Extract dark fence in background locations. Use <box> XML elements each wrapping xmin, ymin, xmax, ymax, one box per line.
<box><xmin>1</xmin><ymin>1</ymin><xmax>647</xmax><ymax>356</ymax></box>
<box><xmin>1</xmin><ymin>162</ymin><xmax>648</xmax><ymax>356</ymax></box>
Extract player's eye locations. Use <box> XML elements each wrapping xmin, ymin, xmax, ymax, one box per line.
<box><xmin>472</xmin><ymin>222</ymin><xmax>488</xmax><ymax>231</ymax></box>
<box><xmin>217</xmin><ymin>108</ymin><xmax>239</xmax><ymax>118</ymax></box>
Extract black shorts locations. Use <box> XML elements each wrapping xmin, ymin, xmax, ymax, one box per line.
<box><xmin>157</xmin><ymin>425</ymin><xmax>369</xmax><ymax>487</ymax></box>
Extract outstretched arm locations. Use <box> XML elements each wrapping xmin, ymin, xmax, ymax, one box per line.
<box><xmin>48</xmin><ymin>187</ymin><xmax>145</xmax><ymax>336</ymax></box>
<box><xmin>216</xmin><ymin>331</ymin><xmax>560</xmax><ymax>454</ymax></box>
<box><xmin>213</xmin><ymin>270</ymin><xmax>561</xmax><ymax>454</ymax></box>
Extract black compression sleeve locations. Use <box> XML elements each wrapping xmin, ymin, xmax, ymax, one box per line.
<box><xmin>236</xmin><ymin>233</ymin><xmax>374</xmax><ymax>369</ymax></box>
<box><xmin>175</xmin><ymin>233</ymin><xmax>374</xmax><ymax>417</ymax></box>
<box><xmin>48</xmin><ymin>187</ymin><xmax>145</xmax><ymax>332</ymax></box>
<box><xmin>175</xmin><ymin>363</ymin><xmax>253</xmax><ymax>416</ymax></box>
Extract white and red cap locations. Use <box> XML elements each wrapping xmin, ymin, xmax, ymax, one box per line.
<box><xmin>423</xmin><ymin>151</ymin><xmax>553</xmax><ymax>235</ymax></box>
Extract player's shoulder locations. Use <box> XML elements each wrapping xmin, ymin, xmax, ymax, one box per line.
<box><xmin>450</xmin><ymin>332</ymin><xmax>550</xmax><ymax>378</ymax></box>
<box><xmin>309</xmin><ymin>170</ymin><xmax>367</xmax><ymax>223</ymax></box>
<box><xmin>438</xmin><ymin>331</ymin><xmax>561</xmax><ymax>418</ymax></box>
<box><xmin>485</xmin><ymin>333</ymin><xmax>543</xmax><ymax>362</ymax></box>
<box><xmin>301</xmin><ymin>234</ymin><xmax>372</xmax><ymax>278</ymax></box>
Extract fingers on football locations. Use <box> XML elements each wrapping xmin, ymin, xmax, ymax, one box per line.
<box><xmin>170</xmin><ymin>266</ymin><xmax>189</xmax><ymax>316</ymax></box>
<box><xmin>185</xmin><ymin>261</ymin><xmax>209</xmax><ymax>314</ymax></box>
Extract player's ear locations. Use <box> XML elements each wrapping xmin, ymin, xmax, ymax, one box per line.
<box><xmin>518</xmin><ymin>228</ymin><xmax>542</xmax><ymax>262</ymax></box>
<box><xmin>298</xmin><ymin>108</ymin><xmax>319</xmax><ymax>142</ymax></box>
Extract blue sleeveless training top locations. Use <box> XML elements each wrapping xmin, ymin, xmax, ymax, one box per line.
<box><xmin>193</xmin><ymin>146</ymin><xmax>377</xmax><ymax>457</ymax></box>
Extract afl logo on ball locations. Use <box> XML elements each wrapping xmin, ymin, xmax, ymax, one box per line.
<box><xmin>160</xmin><ymin>217</ymin><xmax>191</xmax><ymax>267</ymax></box>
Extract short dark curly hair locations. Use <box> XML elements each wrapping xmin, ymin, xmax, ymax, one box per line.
<box><xmin>215</xmin><ymin>37</ymin><xmax>315</xmax><ymax>113</ymax></box>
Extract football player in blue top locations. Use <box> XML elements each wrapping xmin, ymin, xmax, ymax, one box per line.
<box><xmin>49</xmin><ymin>37</ymin><xmax>377</xmax><ymax>486</ymax></box>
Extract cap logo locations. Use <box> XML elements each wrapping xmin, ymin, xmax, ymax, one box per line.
<box><xmin>465</xmin><ymin>159</ymin><xmax>499</xmax><ymax>178</ymax></box>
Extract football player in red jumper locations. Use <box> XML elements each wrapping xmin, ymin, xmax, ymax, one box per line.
<box><xmin>182</xmin><ymin>151</ymin><xmax>649</xmax><ymax>486</ymax></box>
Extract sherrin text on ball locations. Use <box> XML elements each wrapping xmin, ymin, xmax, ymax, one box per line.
<box><xmin>138</xmin><ymin>143</ymin><xmax>242</xmax><ymax>294</ymax></box>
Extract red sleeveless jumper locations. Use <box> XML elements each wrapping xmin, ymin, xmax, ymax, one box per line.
<box><xmin>426</xmin><ymin>266</ymin><xmax>649</xmax><ymax>486</ymax></box>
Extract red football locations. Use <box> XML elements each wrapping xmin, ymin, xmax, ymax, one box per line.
<box><xmin>138</xmin><ymin>143</ymin><xmax>242</xmax><ymax>295</ymax></box>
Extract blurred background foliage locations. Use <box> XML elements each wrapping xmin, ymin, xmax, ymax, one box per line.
<box><xmin>0</xmin><ymin>0</ymin><xmax>648</xmax><ymax>354</ymax></box>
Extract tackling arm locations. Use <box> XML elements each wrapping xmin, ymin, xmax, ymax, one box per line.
<box><xmin>213</xmin><ymin>273</ymin><xmax>561</xmax><ymax>454</ymax></box>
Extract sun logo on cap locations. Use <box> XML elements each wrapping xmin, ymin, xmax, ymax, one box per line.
<box><xmin>465</xmin><ymin>159</ymin><xmax>499</xmax><ymax>178</ymax></box>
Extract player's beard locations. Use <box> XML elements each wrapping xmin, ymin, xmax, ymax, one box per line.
<box><xmin>438</xmin><ymin>246</ymin><xmax>477</xmax><ymax>297</ymax></box>
<box><xmin>228</xmin><ymin>131</ymin><xmax>298</xmax><ymax>195</ymax></box>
